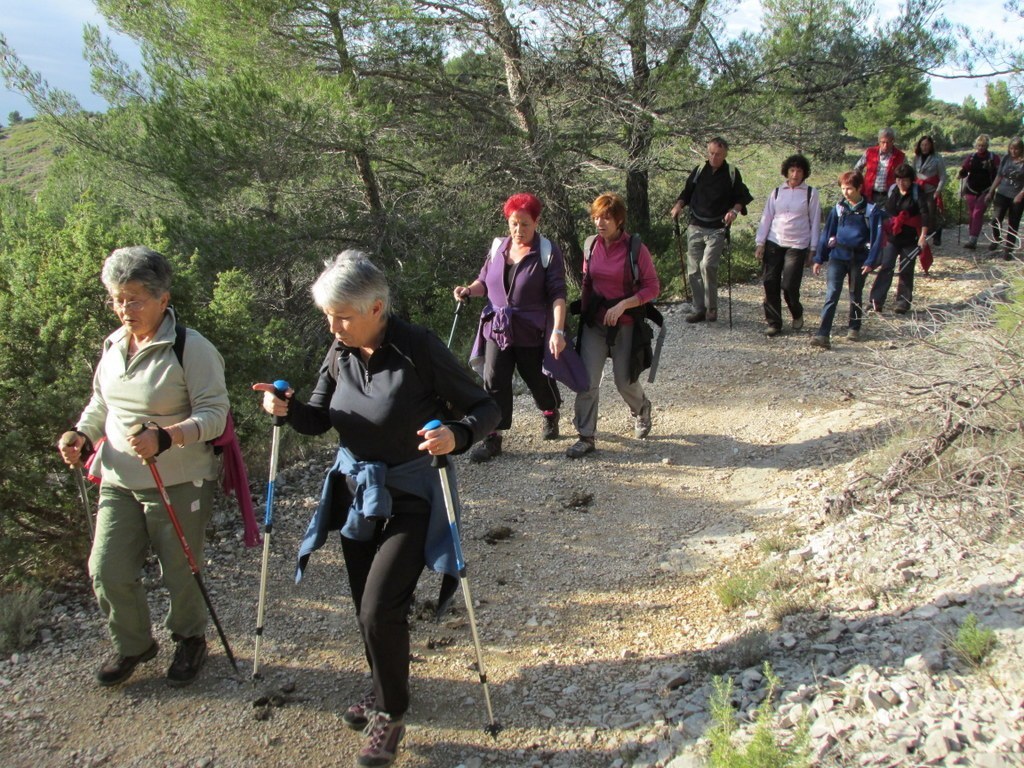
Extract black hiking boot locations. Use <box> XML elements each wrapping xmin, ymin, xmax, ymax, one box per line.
<box><xmin>542</xmin><ymin>410</ymin><xmax>560</xmax><ymax>440</ymax></box>
<box><xmin>96</xmin><ymin>641</ymin><xmax>158</xmax><ymax>686</ymax></box>
<box><xmin>470</xmin><ymin>432</ymin><xmax>502</xmax><ymax>463</ymax></box>
<box><xmin>634</xmin><ymin>399</ymin><xmax>652</xmax><ymax>439</ymax></box>
<box><xmin>566</xmin><ymin>436</ymin><xmax>595</xmax><ymax>459</ymax></box>
<box><xmin>167</xmin><ymin>635</ymin><xmax>207</xmax><ymax>686</ymax></box>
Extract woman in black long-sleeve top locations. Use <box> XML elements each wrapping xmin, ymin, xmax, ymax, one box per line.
<box><xmin>255</xmin><ymin>251</ymin><xmax>499</xmax><ymax>768</ymax></box>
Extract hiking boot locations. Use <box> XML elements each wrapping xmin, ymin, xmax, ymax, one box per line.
<box><xmin>470</xmin><ymin>432</ymin><xmax>502</xmax><ymax>463</ymax></box>
<box><xmin>809</xmin><ymin>335</ymin><xmax>831</xmax><ymax>350</ymax></box>
<box><xmin>634</xmin><ymin>399</ymin><xmax>653</xmax><ymax>439</ymax></box>
<box><xmin>846</xmin><ymin>328</ymin><xmax>862</xmax><ymax>341</ymax></box>
<box><xmin>964</xmin><ymin>237</ymin><xmax>977</xmax><ymax>250</ymax></box>
<box><xmin>791</xmin><ymin>316</ymin><xmax>804</xmax><ymax>331</ymax></box>
<box><xmin>344</xmin><ymin>690</ymin><xmax>376</xmax><ymax>731</ymax></box>
<box><xmin>542</xmin><ymin>410</ymin><xmax>559</xmax><ymax>440</ymax></box>
<box><xmin>357</xmin><ymin>711</ymin><xmax>405</xmax><ymax>767</ymax></box>
<box><xmin>96</xmin><ymin>641</ymin><xmax>158</xmax><ymax>686</ymax></box>
<box><xmin>988</xmin><ymin>241</ymin><xmax>1000</xmax><ymax>252</ymax></box>
<box><xmin>764</xmin><ymin>326</ymin><xmax>781</xmax><ymax>338</ymax></box>
<box><xmin>894</xmin><ymin>305</ymin><xmax>909</xmax><ymax>315</ymax></box>
<box><xmin>706</xmin><ymin>309</ymin><xmax>718</xmax><ymax>322</ymax></box>
<box><xmin>685</xmin><ymin>310</ymin><xmax>706</xmax><ymax>323</ymax></box>
<box><xmin>167</xmin><ymin>635</ymin><xmax>207</xmax><ymax>686</ymax></box>
<box><xmin>565</xmin><ymin>437</ymin><xmax>595</xmax><ymax>459</ymax></box>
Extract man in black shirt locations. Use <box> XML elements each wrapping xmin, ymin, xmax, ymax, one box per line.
<box><xmin>670</xmin><ymin>137</ymin><xmax>753</xmax><ymax>322</ymax></box>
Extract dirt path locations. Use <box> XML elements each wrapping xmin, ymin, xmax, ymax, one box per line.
<box><xmin>0</xmin><ymin>243</ymin><xmax>1005</xmax><ymax>768</ymax></box>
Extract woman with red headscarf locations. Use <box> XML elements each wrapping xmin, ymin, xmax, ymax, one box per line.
<box><xmin>454</xmin><ymin>193</ymin><xmax>567</xmax><ymax>462</ymax></box>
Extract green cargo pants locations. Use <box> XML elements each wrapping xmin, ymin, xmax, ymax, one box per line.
<box><xmin>89</xmin><ymin>480</ymin><xmax>213</xmax><ymax>656</ymax></box>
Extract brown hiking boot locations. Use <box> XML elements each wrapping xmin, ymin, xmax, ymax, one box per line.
<box><xmin>357</xmin><ymin>711</ymin><xmax>405</xmax><ymax>767</ymax></box>
<box><xmin>344</xmin><ymin>690</ymin><xmax>377</xmax><ymax>730</ymax></box>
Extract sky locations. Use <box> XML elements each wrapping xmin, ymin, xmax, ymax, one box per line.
<box><xmin>0</xmin><ymin>0</ymin><xmax>1019</xmax><ymax>122</ymax></box>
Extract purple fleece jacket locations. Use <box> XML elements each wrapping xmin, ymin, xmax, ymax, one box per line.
<box><xmin>474</xmin><ymin>234</ymin><xmax>566</xmax><ymax>349</ymax></box>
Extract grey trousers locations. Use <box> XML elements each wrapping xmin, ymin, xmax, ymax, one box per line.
<box><xmin>572</xmin><ymin>322</ymin><xmax>647</xmax><ymax>439</ymax></box>
<box><xmin>687</xmin><ymin>225</ymin><xmax>728</xmax><ymax>313</ymax></box>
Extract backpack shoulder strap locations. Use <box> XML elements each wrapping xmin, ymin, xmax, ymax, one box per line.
<box><xmin>173</xmin><ymin>323</ymin><xmax>186</xmax><ymax>368</ymax></box>
<box><xmin>583</xmin><ymin>234</ymin><xmax>597</xmax><ymax>266</ymax></box>
<box><xmin>489</xmin><ymin>237</ymin><xmax>505</xmax><ymax>262</ymax></box>
<box><xmin>628</xmin><ymin>233</ymin><xmax>642</xmax><ymax>284</ymax></box>
<box><xmin>539</xmin><ymin>236</ymin><xmax>552</xmax><ymax>269</ymax></box>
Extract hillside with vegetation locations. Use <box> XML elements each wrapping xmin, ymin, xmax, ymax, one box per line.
<box><xmin>0</xmin><ymin>119</ymin><xmax>60</xmax><ymax>195</ymax></box>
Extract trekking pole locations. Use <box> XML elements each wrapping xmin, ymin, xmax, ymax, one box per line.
<box><xmin>447</xmin><ymin>300</ymin><xmax>464</xmax><ymax>349</ymax></box>
<box><xmin>957</xmin><ymin>183</ymin><xmax>963</xmax><ymax>245</ymax></box>
<box><xmin>437</xmin><ymin>302</ymin><xmax>465</xmax><ymax>619</ymax></box>
<box><xmin>672</xmin><ymin>217</ymin><xmax>690</xmax><ymax>302</ymax></box>
<box><xmin>58</xmin><ymin>431</ymin><xmax>95</xmax><ymax>539</ymax></box>
<box><xmin>252</xmin><ymin>380</ymin><xmax>289</xmax><ymax>680</ymax></box>
<box><xmin>423</xmin><ymin>420</ymin><xmax>502</xmax><ymax>737</ymax></box>
<box><xmin>127</xmin><ymin>423</ymin><xmax>240</xmax><ymax>676</ymax></box>
<box><xmin>725</xmin><ymin>226</ymin><xmax>733</xmax><ymax>329</ymax></box>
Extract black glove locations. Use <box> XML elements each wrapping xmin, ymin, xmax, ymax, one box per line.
<box><xmin>147</xmin><ymin>423</ymin><xmax>173</xmax><ymax>455</ymax></box>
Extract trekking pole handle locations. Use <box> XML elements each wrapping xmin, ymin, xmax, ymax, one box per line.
<box><xmin>423</xmin><ymin>420</ymin><xmax>449</xmax><ymax>469</ymax></box>
<box><xmin>672</xmin><ymin>216</ymin><xmax>681</xmax><ymax>238</ymax></box>
<box><xmin>127</xmin><ymin>423</ymin><xmax>155</xmax><ymax>465</ymax></box>
<box><xmin>272</xmin><ymin>379</ymin><xmax>290</xmax><ymax>427</ymax></box>
<box><xmin>127</xmin><ymin>422</ymin><xmax>173</xmax><ymax>464</ymax></box>
<box><xmin>59</xmin><ymin>430</ymin><xmax>84</xmax><ymax>468</ymax></box>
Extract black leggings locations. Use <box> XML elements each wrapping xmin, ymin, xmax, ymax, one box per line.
<box><xmin>993</xmin><ymin>193</ymin><xmax>1024</xmax><ymax>250</ymax></box>
<box><xmin>483</xmin><ymin>340</ymin><xmax>561</xmax><ymax>430</ymax></box>
<box><xmin>341</xmin><ymin>496</ymin><xmax>429</xmax><ymax>719</ymax></box>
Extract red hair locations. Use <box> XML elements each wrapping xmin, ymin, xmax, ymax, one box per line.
<box><xmin>838</xmin><ymin>170</ymin><xmax>863</xmax><ymax>189</ymax></box>
<box><xmin>503</xmin><ymin>193</ymin><xmax>543</xmax><ymax>221</ymax></box>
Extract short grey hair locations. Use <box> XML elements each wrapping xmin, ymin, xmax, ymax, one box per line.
<box><xmin>975</xmin><ymin>134</ymin><xmax>991</xmax><ymax>147</ymax></box>
<box><xmin>878</xmin><ymin>127</ymin><xmax>896</xmax><ymax>141</ymax></box>
<box><xmin>101</xmin><ymin>246</ymin><xmax>172</xmax><ymax>296</ymax></box>
<box><xmin>311</xmin><ymin>250</ymin><xmax>391</xmax><ymax>315</ymax></box>
<box><xmin>708</xmin><ymin>136</ymin><xmax>729</xmax><ymax>152</ymax></box>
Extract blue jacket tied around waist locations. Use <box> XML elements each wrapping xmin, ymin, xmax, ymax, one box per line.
<box><xmin>295</xmin><ymin>444</ymin><xmax>460</xmax><ymax>583</ymax></box>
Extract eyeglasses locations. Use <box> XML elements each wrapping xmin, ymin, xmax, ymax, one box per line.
<box><xmin>106</xmin><ymin>296</ymin><xmax>151</xmax><ymax>312</ymax></box>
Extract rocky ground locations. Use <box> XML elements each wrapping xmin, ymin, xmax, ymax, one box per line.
<box><xmin>2</xmin><ymin>237</ymin><xmax>1022</xmax><ymax>768</ymax></box>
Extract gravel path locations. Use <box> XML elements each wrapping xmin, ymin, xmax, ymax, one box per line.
<box><xmin>2</xmin><ymin>241</ymin><xmax>1022</xmax><ymax>768</ymax></box>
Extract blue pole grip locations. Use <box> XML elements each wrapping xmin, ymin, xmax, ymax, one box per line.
<box><xmin>423</xmin><ymin>420</ymin><xmax>445</xmax><ymax>467</ymax></box>
<box><xmin>272</xmin><ymin>380</ymin><xmax>290</xmax><ymax>427</ymax></box>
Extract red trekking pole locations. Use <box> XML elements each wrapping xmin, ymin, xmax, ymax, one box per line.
<box><xmin>127</xmin><ymin>423</ymin><xmax>240</xmax><ymax>676</ymax></box>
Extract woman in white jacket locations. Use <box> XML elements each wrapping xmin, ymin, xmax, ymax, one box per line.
<box><xmin>755</xmin><ymin>154</ymin><xmax>821</xmax><ymax>337</ymax></box>
<box><xmin>58</xmin><ymin>246</ymin><xmax>228</xmax><ymax>688</ymax></box>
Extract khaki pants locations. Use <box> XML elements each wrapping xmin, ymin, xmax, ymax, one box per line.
<box><xmin>686</xmin><ymin>225</ymin><xmax>728</xmax><ymax>313</ymax></box>
<box><xmin>90</xmin><ymin>480</ymin><xmax>213</xmax><ymax>656</ymax></box>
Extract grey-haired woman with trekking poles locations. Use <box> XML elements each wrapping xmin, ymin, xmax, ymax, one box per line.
<box><xmin>57</xmin><ymin>246</ymin><xmax>229</xmax><ymax>688</ymax></box>
<box><xmin>254</xmin><ymin>251</ymin><xmax>499</xmax><ymax>768</ymax></box>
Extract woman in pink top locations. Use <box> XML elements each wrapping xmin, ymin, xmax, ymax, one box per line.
<box><xmin>567</xmin><ymin>193</ymin><xmax>660</xmax><ymax>458</ymax></box>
